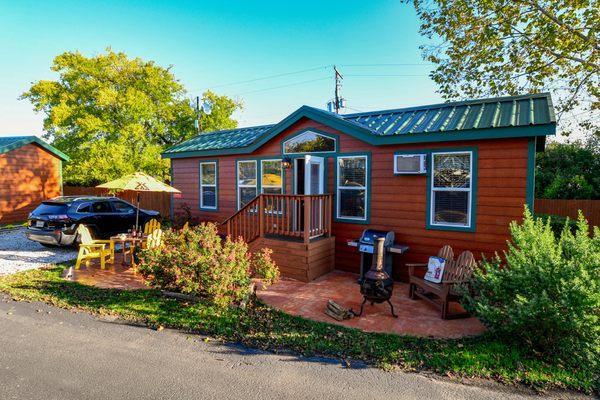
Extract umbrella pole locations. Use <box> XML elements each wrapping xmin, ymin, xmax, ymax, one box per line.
<box><xmin>136</xmin><ymin>192</ymin><xmax>141</xmax><ymax>231</ymax></box>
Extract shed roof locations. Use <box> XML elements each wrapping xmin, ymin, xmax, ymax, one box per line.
<box><xmin>163</xmin><ymin>93</ymin><xmax>555</xmax><ymax>158</ymax></box>
<box><xmin>0</xmin><ymin>136</ymin><xmax>70</xmax><ymax>161</ymax></box>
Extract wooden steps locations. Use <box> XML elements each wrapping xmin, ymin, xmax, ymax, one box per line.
<box><xmin>250</xmin><ymin>236</ymin><xmax>335</xmax><ymax>282</ymax></box>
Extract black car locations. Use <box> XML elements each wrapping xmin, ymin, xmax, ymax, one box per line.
<box><xmin>26</xmin><ymin>196</ymin><xmax>160</xmax><ymax>246</ymax></box>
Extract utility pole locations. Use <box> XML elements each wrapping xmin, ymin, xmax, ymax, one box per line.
<box><xmin>334</xmin><ymin>65</ymin><xmax>343</xmax><ymax>114</ymax></box>
<box><xmin>195</xmin><ymin>96</ymin><xmax>201</xmax><ymax>133</ymax></box>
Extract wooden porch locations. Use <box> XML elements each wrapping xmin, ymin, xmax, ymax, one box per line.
<box><xmin>222</xmin><ymin>194</ymin><xmax>335</xmax><ymax>282</ymax></box>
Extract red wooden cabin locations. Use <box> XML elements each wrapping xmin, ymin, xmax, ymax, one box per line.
<box><xmin>0</xmin><ymin>136</ymin><xmax>69</xmax><ymax>224</ymax></box>
<box><xmin>164</xmin><ymin>93</ymin><xmax>555</xmax><ymax>282</ymax></box>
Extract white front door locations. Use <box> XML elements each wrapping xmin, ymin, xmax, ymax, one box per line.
<box><xmin>304</xmin><ymin>155</ymin><xmax>324</xmax><ymax>195</ymax></box>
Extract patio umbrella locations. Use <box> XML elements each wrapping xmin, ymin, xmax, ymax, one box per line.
<box><xmin>97</xmin><ymin>172</ymin><xmax>180</xmax><ymax>230</ymax></box>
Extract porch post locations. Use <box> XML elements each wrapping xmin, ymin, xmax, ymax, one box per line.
<box><xmin>303</xmin><ymin>196</ymin><xmax>311</xmax><ymax>244</ymax></box>
<box><xmin>259</xmin><ymin>195</ymin><xmax>265</xmax><ymax>237</ymax></box>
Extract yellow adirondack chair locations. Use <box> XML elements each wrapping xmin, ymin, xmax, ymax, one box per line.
<box><xmin>75</xmin><ymin>225</ymin><xmax>115</xmax><ymax>269</ymax></box>
<box><xmin>143</xmin><ymin>219</ymin><xmax>161</xmax><ymax>234</ymax></box>
<box><xmin>145</xmin><ymin>229</ymin><xmax>163</xmax><ymax>249</ymax></box>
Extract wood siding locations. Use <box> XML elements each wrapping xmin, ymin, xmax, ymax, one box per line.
<box><xmin>0</xmin><ymin>143</ymin><xmax>62</xmax><ymax>223</ymax></box>
<box><xmin>249</xmin><ymin>236</ymin><xmax>335</xmax><ymax>282</ymax></box>
<box><xmin>171</xmin><ymin>117</ymin><xmax>530</xmax><ymax>281</ymax></box>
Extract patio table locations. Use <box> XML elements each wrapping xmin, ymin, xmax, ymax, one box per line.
<box><xmin>110</xmin><ymin>234</ymin><xmax>148</xmax><ymax>266</ymax></box>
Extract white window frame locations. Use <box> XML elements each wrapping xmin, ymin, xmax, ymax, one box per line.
<box><xmin>283</xmin><ymin>130</ymin><xmax>337</xmax><ymax>155</ymax></box>
<box><xmin>336</xmin><ymin>155</ymin><xmax>368</xmax><ymax>221</ymax></box>
<box><xmin>237</xmin><ymin>160</ymin><xmax>257</xmax><ymax>210</ymax></box>
<box><xmin>199</xmin><ymin>161</ymin><xmax>217</xmax><ymax>210</ymax></box>
<box><xmin>260</xmin><ymin>159</ymin><xmax>283</xmax><ymax>194</ymax></box>
<box><xmin>430</xmin><ymin>151</ymin><xmax>473</xmax><ymax>228</ymax></box>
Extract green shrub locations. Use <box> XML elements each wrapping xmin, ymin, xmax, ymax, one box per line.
<box><xmin>534</xmin><ymin>213</ymin><xmax>579</xmax><ymax>237</ymax></box>
<box><xmin>137</xmin><ymin>223</ymin><xmax>279</xmax><ymax>307</ymax></box>
<box><xmin>462</xmin><ymin>208</ymin><xmax>600</xmax><ymax>369</ymax></box>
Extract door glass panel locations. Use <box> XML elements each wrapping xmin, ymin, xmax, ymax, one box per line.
<box><xmin>310</xmin><ymin>163</ymin><xmax>320</xmax><ymax>194</ymax></box>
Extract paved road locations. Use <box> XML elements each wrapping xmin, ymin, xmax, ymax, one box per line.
<box><xmin>0</xmin><ymin>297</ymin><xmax>587</xmax><ymax>400</ymax></box>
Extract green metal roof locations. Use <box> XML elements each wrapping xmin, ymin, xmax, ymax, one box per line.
<box><xmin>166</xmin><ymin>125</ymin><xmax>274</xmax><ymax>154</ymax></box>
<box><xmin>0</xmin><ymin>136</ymin><xmax>70</xmax><ymax>161</ymax></box>
<box><xmin>163</xmin><ymin>93</ymin><xmax>555</xmax><ymax>158</ymax></box>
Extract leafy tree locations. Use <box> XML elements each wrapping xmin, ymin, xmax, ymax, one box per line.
<box><xmin>406</xmin><ymin>0</ymin><xmax>600</xmax><ymax>136</ymax></box>
<box><xmin>22</xmin><ymin>49</ymin><xmax>241</xmax><ymax>185</ymax></box>
<box><xmin>535</xmin><ymin>139</ymin><xmax>600</xmax><ymax>199</ymax></box>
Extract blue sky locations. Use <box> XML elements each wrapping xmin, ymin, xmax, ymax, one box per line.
<box><xmin>0</xmin><ymin>0</ymin><xmax>440</xmax><ymax>137</ymax></box>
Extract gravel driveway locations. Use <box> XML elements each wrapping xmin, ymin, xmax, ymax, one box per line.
<box><xmin>0</xmin><ymin>227</ymin><xmax>77</xmax><ymax>275</ymax></box>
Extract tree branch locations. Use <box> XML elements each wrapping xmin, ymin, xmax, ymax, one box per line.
<box><xmin>527</xmin><ymin>0</ymin><xmax>600</xmax><ymax>53</ymax></box>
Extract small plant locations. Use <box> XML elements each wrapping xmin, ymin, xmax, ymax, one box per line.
<box><xmin>461</xmin><ymin>208</ymin><xmax>600</xmax><ymax>369</ymax></box>
<box><xmin>137</xmin><ymin>223</ymin><xmax>279</xmax><ymax>307</ymax></box>
<box><xmin>250</xmin><ymin>248</ymin><xmax>279</xmax><ymax>285</ymax></box>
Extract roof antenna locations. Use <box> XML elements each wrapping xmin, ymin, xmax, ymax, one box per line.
<box><xmin>192</xmin><ymin>96</ymin><xmax>213</xmax><ymax>133</ymax></box>
<box><xmin>327</xmin><ymin>65</ymin><xmax>345</xmax><ymax>114</ymax></box>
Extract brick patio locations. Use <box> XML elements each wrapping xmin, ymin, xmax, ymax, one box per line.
<box><xmin>64</xmin><ymin>256</ymin><xmax>485</xmax><ymax>338</ymax></box>
<box><xmin>62</xmin><ymin>253</ymin><xmax>147</xmax><ymax>290</ymax></box>
<box><xmin>257</xmin><ymin>270</ymin><xmax>486</xmax><ymax>338</ymax></box>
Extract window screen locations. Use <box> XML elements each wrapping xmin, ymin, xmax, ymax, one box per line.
<box><xmin>431</xmin><ymin>152</ymin><xmax>472</xmax><ymax>227</ymax></box>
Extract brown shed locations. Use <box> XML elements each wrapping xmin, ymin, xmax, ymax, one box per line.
<box><xmin>0</xmin><ymin>136</ymin><xmax>69</xmax><ymax>223</ymax></box>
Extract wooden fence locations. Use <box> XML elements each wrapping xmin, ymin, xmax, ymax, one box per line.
<box><xmin>535</xmin><ymin>199</ymin><xmax>600</xmax><ymax>227</ymax></box>
<box><xmin>63</xmin><ymin>186</ymin><xmax>171</xmax><ymax>218</ymax></box>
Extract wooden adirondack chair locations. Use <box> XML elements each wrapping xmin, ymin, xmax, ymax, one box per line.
<box><xmin>143</xmin><ymin>219</ymin><xmax>161</xmax><ymax>234</ymax></box>
<box><xmin>408</xmin><ymin>248</ymin><xmax>476</xmax><ymax>319</ymax></box>
<box><xmin>75</xmin><ymin>225</ymin><xmax>115</xmax><ymax>270</ymax></box>
<box><xmin>145</xmin><ymin>229</ymin><xmax>162</xmax><ymax>249</ymax></box>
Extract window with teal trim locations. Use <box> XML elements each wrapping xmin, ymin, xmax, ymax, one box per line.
<box><xmin>237</xmin><ymin>160</ymin><xmax>257</xmax><ymax>209</ymax></box>
<box><xmin>200</xmin><ymin>161</ymin><xmax>217</xmax><ymax>210</ymax></box>
<box><xmin>430</xmin><ymin>151</ymin><xmax>472</xmax><ymax>227</ymax></box>
<box><xmin>336</xmin><ymin>155</ymin><xmax>367</xmax><ymax>220</ymax></box>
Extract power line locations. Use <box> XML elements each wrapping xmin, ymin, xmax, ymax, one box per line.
<box><xmin>345</xmin><ymin>74</ymin><xmax>426</xmax><ymax>77</ymax></box>
<box><xmin>207</xmin><ymin>65</ymin><xmax>331</xmax><ymax>89</ymax></box>
<box><xmin>234</xmin><ymin>76</ymin><xmax>331</xmax><ymax>96</ymax></box>
<box><xmin>340</xmin><ymin>63</ymin><xmax>432</xmax><ymax>67</ymax></box>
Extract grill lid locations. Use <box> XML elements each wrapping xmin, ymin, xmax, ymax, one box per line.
<box><xmin>359</xmin><ymin>229</ymin><xmax>395</xmax><ymax>247</ymax></box>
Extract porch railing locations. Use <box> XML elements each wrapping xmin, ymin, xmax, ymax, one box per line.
<box><xmin>222</xmin><ymin>194</ymin><xmax>333</xmax><ymax>244</ymax></box>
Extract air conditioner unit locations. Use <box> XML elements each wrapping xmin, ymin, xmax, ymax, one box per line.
<box><xmin>394</xmin><ymin>154</ymin><xmax>427</xmax><ymax>174</ymax></box>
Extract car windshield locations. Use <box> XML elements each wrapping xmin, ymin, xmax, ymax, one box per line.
<box><xmin>32</xmin><ymin>202</ymin><xmax>69</xmax><ymax>216</ymax></box>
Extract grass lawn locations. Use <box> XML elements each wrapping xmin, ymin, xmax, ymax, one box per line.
<box><xmin>0</xmin><ymin>220</ymin><xmax>27</xmax><ymax>230</ymax></box>
<box><xmin>0</xmin><ymin>265</ymin><xmax>597</xmax><ymax>394</ymax></box>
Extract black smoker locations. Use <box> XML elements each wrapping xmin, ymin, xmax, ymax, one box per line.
<box><xmin>355</xmin><ymin>229</ymin><xmax>395</xmax><ymax>284</ymax></box>
<box><xmin>351</xmin><ymin>229</ymin><xmax>398</xmax><ymax>318</ymax></box>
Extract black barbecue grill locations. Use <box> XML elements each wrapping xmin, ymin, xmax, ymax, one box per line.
<box><xmin>347</xmin><ymin>229</ymin><xmax>408</xmax><ymax>283</ymax></box>
<box><xmin>347</xmin><ymin>229</ymin><xmax>409</xmax><ymax>318</ymax></box>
